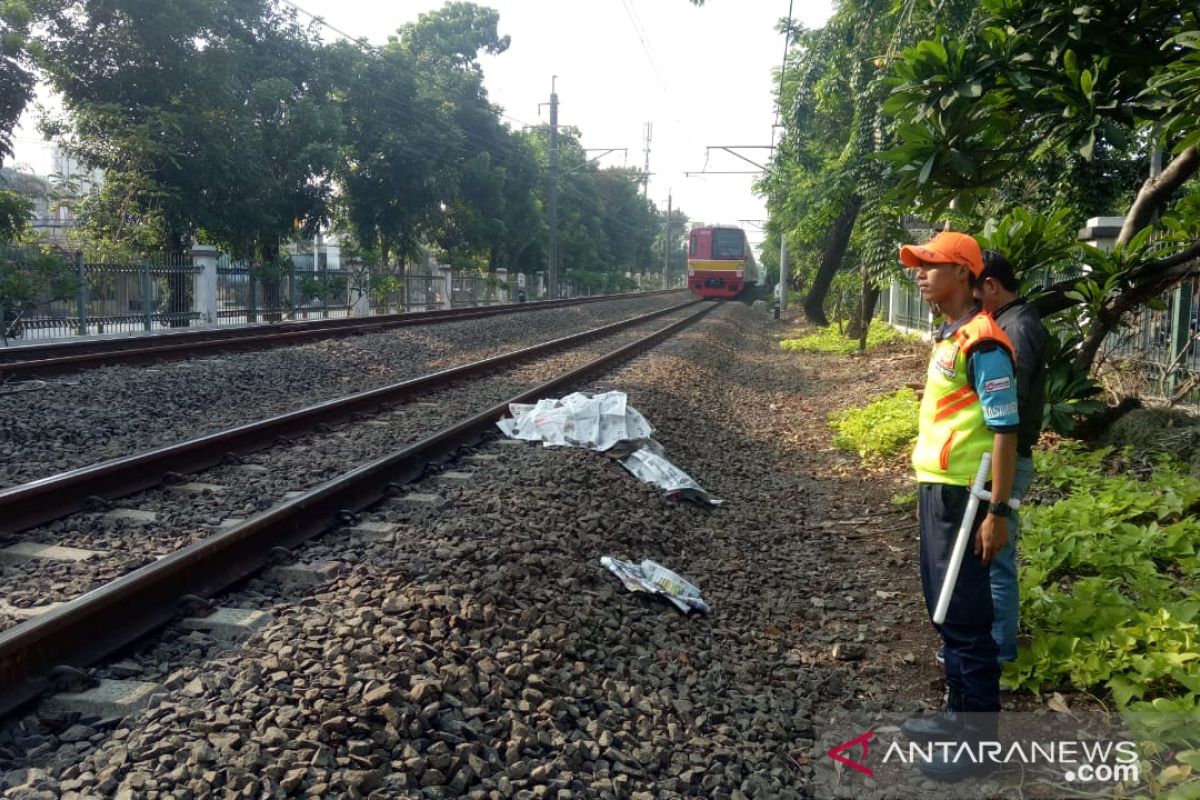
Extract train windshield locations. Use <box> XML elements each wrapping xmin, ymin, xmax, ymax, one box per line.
<box><xmin>712</xmin><ymin>229</ymin><xmax>745</xmax><ymax>259</ymax></box>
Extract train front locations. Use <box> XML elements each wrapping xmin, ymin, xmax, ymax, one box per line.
<box><xmin>687</xmin><ymin>226</ymin><xmax>750</xmax><ymax>299</ymax></box>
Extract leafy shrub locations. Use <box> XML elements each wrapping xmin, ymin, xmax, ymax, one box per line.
<box><xmin>829</xmin><ymin>388</ymin><xmax>920</xmax><ymax>459</ymax></box>
<box><xmin>1006</xmin><ymin>443</ymin><xmax>1200</xmax><ymax>717</ymax></box>
<box><xmin>0</xmin><ymin>245</ymin><xmax>77</xmax><ymax>322</ymax></box>
<box><xmin>1041</xmin><ymin>331</ymin><xmax>1106</xmax><ymax>434</ymax></box>
<box><xmin>781</xmin><ymin>323</ymin><xmax>912</xmax><ymax>354</ymax></box>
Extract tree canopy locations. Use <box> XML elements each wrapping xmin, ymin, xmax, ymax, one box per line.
<box><xmin>767</xmin><ymin>0</ymin><xmax>1200</xmax><ymax>385</ymax></box>
<box><xmin>3</xmin><ymin>0</ymin><xmax>664</xmax><ymax>293</ymax></box>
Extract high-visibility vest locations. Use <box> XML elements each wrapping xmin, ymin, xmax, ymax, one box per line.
<box><xmin>913</xmin><ymin>311</ymin><xmax>1015</xmax><ymax>485</ymax></box>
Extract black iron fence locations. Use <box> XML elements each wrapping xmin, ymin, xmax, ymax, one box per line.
<box><xmin>1</xmin><ymin>245</ymin><xmax>201</xmax><ymax>342</ymax></box>
<box><xmin>1</xmin><ymin>242</ymin><xmax>542</xmax><ymax>345</ymax></box>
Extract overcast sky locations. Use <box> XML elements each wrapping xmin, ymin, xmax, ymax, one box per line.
<box><xmin>12</xmin><ymin>0</ymin><xmax>835</xmax><ymax>253</ymax></box>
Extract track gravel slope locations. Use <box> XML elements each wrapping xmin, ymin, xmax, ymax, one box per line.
<box><xmin>0</xmin><ymin>304</ymin><xmax>944</xmax><ymax>800</ymax></box>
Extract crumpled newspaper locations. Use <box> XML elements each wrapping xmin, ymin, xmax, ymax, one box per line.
<box><xmin>600</xmin><ymin>556</ymin><xmax>710</xmax><ymax>614</ymax></box>
<box><xmin>497</xmin><ymin>391</ymin><xmax>653</xmax><ymax>450</ymax></box>
<box><xmin>495</xmin><ymin>391</ymin><xmax>721</xmax><ymax>505</ymax></box>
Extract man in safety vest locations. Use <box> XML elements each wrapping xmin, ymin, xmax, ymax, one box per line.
<box><xmin>898</xmin><ymin>231</ymin><xmax>1019</xmax><ymax>780</ymax></box>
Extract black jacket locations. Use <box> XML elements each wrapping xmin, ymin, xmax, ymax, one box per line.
<box><xmin>994</xmin><ymin>298</ymin><xmax>1047</xmax><ymax>456</ymax></box>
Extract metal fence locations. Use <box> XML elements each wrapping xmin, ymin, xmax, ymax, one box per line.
<box><xmin>1</xmin><ymin>245</ymin><xmax>201</xmax><ymax>342</ymax></box>
<box><xmin>2</xmin><ymin>242</ymin><xmax>537</xmax><ymax>344</ymax></box>
<box><xmin>216</xmin><ymin>256</ymin><xmax>354</xmax><ymax>325</ymax></box>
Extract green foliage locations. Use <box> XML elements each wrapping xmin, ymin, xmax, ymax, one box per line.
<box><xmin>0</xmin><ymin>243</ymin><xmax>76</xmax><ymax>322</ymax></box>
<box><xmin>0</xmin><ymin>189</ymin><xmax>31</xmax><ymax>240</ymax></box>
<box><xmin>1041</xmin><ymin>331</ymin><xmax>1106</xmax><ymax>434</ymax></box>
<box><xmin>0</xmin><ymin>0</ymin><xmax>41</xmax><ymax>161</ymax></box>
<box><xmin>977</xmin><ymin>207</ymin><xmax>1077</xmax><ymax>288</ymax></box>
<box><xmin>41</xmin><ymin>0</ymin><xmax>341</xmax><ymax>257</ymax></box>
<box><xmin>369</xmin><ymin>274</ymin><xmax>404</xmax><ymax>307</ymax></box>
<box><xmin>781</xmin><ymin>323</ymin><xmax>910</xmax><ymax>354</ymax></box>
<box><xmin>890</xmin><ymin>488</ymin><xmax>918</xmax><ymax>511</ymax></box>
<box><xmin>1005</xmin><ymin>444</ymin><xmax>1200</xmax><ymax>715</ymax></box>
<box><xmin>829</xmin><ymin>387</ymin><xmax>921</xmax><ymax>459</ymax></box>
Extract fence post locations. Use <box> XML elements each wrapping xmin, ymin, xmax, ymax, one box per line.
<box><xmin>288</xmin><ymin>262</ymin><xmax>298</xmax><ymax>320</ymax></box>
<box><xmin>1169</xmin><ymin>284</ymin><xmax>1194</xmax><ymax>395</ymax></box>
<box><xmin>141</xmin><ymin>261</ymin><xmax>153</xmax><ymax>331</ymax></box>
<box><xmin>249</xmin><ymin>276</ymin><xmax>258</xmax><ymax>324</ymax></box>
<box><xmin>495</xmin><ymin>268</ymin><xmax>508</xmax><ymax>304</ymax></box>
<box><xmin>189</xmin><ymin>245</ymin><xmax>219</xmax><ymax>325</ymax></box>
<box><xmin>352</xmin><ymin>260</ymin><xmax>370</xmax><ymax>317</ymax></box>
<box><xmin>75</xmin><ymin>251</ymin><xmax>88</xmax><ymax>336</ymax></box>
<box><xmin>440</xmin><ymin>265</ymin><xmax>453</xmax><ymax>309</ymax></box>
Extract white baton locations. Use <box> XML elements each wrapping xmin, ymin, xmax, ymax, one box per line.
<box><xmin>931</xmin><ymin>452</ymin><xmax>1020</xmax><ymax>625</ymax></box>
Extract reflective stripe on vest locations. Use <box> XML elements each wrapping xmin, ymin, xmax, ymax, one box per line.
<box><xmin>912</xmin><ymin>311</ymin><xmax>1015</xmax><ymax>485</ymax></box>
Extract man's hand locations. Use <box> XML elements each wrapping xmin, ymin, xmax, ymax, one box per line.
<box><xmin>976</xmin><ymin>513</ymin><xmax>1008</xmax><ymax>565</ymax></box>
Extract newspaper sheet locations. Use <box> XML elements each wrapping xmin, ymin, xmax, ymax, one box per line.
<box><xmin>495</xmin><ymin>391</ymin><xmax>720</xmax><ymax>505</ymax></box>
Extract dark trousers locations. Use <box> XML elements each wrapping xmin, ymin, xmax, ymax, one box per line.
<box><xmin>918</xmin><ymin>482</ymin><xmax>1001</xmax><ymax>712</ymax></box>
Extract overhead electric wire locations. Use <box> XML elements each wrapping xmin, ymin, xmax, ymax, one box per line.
<box><xmin>275</xmin><ymin>0</ymin><xmax>660</xmax><ymax>249</ymax></box>
<box><xmin>276</xmin><ymin>0</ymin><xmax>536</xmax><ymax>132</ymax></box>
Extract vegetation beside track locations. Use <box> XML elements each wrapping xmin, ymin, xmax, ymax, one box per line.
<box><xmin>779</xmin><ymin>322</ymin><xmax>912</xmax><ymax>355</ymax></box>
<box><xmin>828</xmin><ymin>387</ymin><xmax>920</xmax><ymax>460</ymax></box>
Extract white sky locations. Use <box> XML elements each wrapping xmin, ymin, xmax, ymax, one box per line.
<box><xmin>11</xmin><ymin>0</ymin><xmax>835</xmax><ymax>252</ymax></box>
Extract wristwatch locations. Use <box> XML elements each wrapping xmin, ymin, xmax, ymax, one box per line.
<box><xmin>988</xmin><ymin>501</ymin><xmax>1012</xmax><ymax>518</ymax></box>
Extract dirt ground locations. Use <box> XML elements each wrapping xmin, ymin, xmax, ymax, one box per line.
<box><xmin>761</xmin><ymin>313</ymin><xmax>952</xmax><ymax>711</ymax></box>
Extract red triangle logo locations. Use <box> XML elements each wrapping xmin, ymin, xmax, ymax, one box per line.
<box><xmin>827</xmin><ymin>730</ymin><xmax>875</xmax><ymax>776</ymax></box>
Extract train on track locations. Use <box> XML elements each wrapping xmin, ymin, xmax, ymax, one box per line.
<box><xmin>686</xmin><ymin>226</ymin><xmax>762</xmax><ymax>300</ymax></box>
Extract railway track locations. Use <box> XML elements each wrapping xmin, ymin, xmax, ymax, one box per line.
<box><xmin>0</xmin><ymin>289</ymin><xmax>683</xmax><ymax>378</ymax></box>
<box><xmin>0</xmin><ymin>300</ymin><xmax>714</xmax><ymax>717</ymax></box>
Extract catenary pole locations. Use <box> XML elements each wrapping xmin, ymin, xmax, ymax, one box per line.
<box><xmin>548</xmin><ymin>77</ymin><xmax>560</xmax><ymax>299</ymax></box>
<box><xmin>664</xmin><ymin>191</ymin><xmax>672</xmax><ymax>289</ymax></box>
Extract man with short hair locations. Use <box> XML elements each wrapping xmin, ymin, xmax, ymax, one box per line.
<box><xmin>974</xmin><ymin>249</ymin><xmax>1047</xmax><ymax>664</ymax></box>
<box><xmin>897</xmin><ymin>231</ymin><xmax>1018</xmax><ymax>780</ymax></box>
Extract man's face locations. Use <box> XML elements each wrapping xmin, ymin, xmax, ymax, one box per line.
<box><xmin>914</xmin><ymin>261</ymin><xmax>968</xmax><ymax>305</ymax></box>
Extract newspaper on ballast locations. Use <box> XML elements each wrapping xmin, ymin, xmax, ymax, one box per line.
<box><xmin>619</xmin><ymin>446</ymin><xmax>723</xmax><ymax>506</ymax></box>
<box><xmin>494</xmin><ymin>391</ymin><xmax>720</xmax><ymax>505</ymax></box>
<box><xmin>600</xmin><ymin>556</ymin><xmax>710</xmax><ymax>614</ymax></box>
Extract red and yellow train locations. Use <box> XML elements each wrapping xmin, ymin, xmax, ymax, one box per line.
<box><xmin>686</xmin><ymin>226</ymin><xmax>762</xmax><ymax>299</ymax></box>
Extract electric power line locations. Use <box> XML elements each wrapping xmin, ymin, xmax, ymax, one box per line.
<box><xmin>276</xmin><ymin>0</ymin><xmax>536</xmax><ymax>131</ymax></box>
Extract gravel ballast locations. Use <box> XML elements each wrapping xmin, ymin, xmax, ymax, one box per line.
<box><xmin>0</xmin><ymin>303</ymin><xmax>945</xmax><ymax>799</ymax></box>
<box><xmin>0</xmin><ymin>294</ymin><xmax>689</xmax><ymax>489</ymax></box>
<box><xmin>0</xmin><ymin>304</ymin><xmax>704</xmax><ymax>621</ymax></box>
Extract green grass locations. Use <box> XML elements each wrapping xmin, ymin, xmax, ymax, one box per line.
<box><xmin>829</xmin><ymin>388</ymin><xmax>920</xmax><ymax>460</ymax></box>
<box><xmin>780</xmin><ymin>323</ymin><xmax>913</xmax><ymax>355</ymax></box>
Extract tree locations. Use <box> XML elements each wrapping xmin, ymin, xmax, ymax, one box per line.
<box><xmin>763</xmin><ymin>0</ymin><xmax>977</xmax><ymax>328</ymax></box>
<box><xmin>42</xmin><ymin>0</ymin><xmax>340</xmax><ymax>258</ymax></box>
<box><xmin>879</xmin><ymin>0</ymin><xmax>1200</xmax><ymax>373</ymax></box>
<box><xmin>333</xmin><ymin>40</ymin><xmax>445</xmax><ymax>269</ymax></box>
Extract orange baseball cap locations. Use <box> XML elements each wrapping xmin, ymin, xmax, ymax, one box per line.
<box><xmin>899</xmin><ymin>231</ymin><xmax>983</xmax><ymax>277</ymax></box>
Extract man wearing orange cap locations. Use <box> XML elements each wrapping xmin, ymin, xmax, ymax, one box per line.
<box><xmin>897</xmin><ymin>231</ymin><xmax>1019</xmax><ymax>780</ymax></box>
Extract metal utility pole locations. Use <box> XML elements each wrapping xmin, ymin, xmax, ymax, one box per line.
<box><xmin>548</xmin><ymin>77</ymin><xmax>560</xmax><ymax>299</ymax></box>
<box><xmin>642</xmin><ymin>122</ymin><xmax>653</xmax><ymax>197</ymax></box>
<box><xmin>663</xmin><ymin>191</ymin><xmax>672</xmax><ymax>289</ymax></box>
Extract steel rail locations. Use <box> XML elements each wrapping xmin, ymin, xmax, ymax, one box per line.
<box><xmin>0</xmin><ymin>289</ymin><xmax>683</xmax><ymax>378</ymax></box>
<box><xmin>0</xmin><ymin>301</ymin><xmax>715</xmax><ymax>717</ymax></box>
<box><xmin>0</xmin><ymin>299</ymin><xmax>702</xmax><ymax>535</ymax></box>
